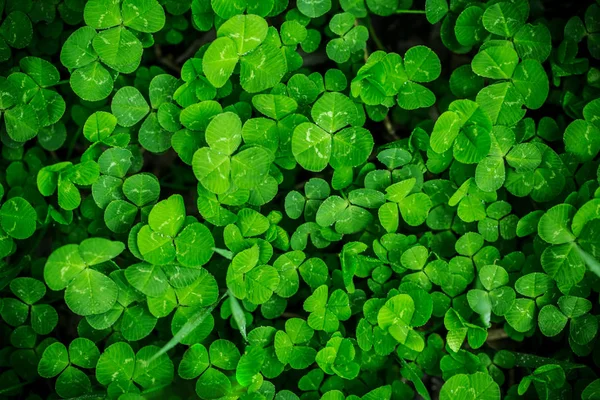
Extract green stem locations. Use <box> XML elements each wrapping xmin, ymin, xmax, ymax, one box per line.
<box><xmin>67</xmin><ymin>126</ymin><xmax>83</xmax><ymax>159</ymax></box>
<box><xmin>365</xmin><ymin>18</ymin><xmax>386</xmax><ymax>51</ymax></box>
<box><xmin>61</xmin><ymin>394</ymin><xmax>109</xmax><ymax>400</ymax></box>
<box><xmin>49</xmin><ymin>79</ymin><xmax>70</xmax><ymax>87</ymax></box>
<box><xmin>514</xmin><ymin>352</ymin><xmax>584</xmax><ymax>371</ymax></box>
<box><xmin>0</xmin><ymin>380</ymin><xmax>34</xmax><ymax>394</ymax></box>
<box><xmin>395</xmin><ymin>9</ymin><xmax>426</xmax><ymax>14</ymax></box>
<box><xmin>14</xmin><ymin>223</ymin><xmax>48</xmax><ymax>267</ymax></box>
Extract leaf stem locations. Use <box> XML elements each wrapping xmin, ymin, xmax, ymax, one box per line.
<box><xmin>513</xmin><ymin>352</ymin><xmax>584</xmax><ymax>371</ymax></box>
<box><xmin>66</xmin><ymin>126</ymin><xmax>83</xmax><ymax>159</ymax></box>
<box><xmin>59</xmin><ymin>394</ymin><xmax>109</xmax><ymax>399</ymax></box>
<box><xmin>486</xmin><ymin>328</ymin><xmax>508</xmax><ymax>342</ymax></box>
<box><xmin>359</xmin><ymin>20</ymin><xmax>399</xmax><ymax>141</ymax></box>
<box><xmin>0</xmin><ymin>380</ymin><xmax>34</xmax><ymax>394</ymax></box>
<box><xmin>14</xmin><ymin>223</ymin><xmax>49</xmax><ymax>267</ymax></box>
<box><xmin>49</xmin><ymin>79</ymin><xmax>70</xmax><ymax>87</ymax></box>
<box><xmin>395</xmin><ymin>9</ymin><xmax>426</xmax><ymax>14</ymax></box>
<box><xmin>365</xmin><ymin>18</ymin><xmax>386</xmax><ymax>52</ymax></box>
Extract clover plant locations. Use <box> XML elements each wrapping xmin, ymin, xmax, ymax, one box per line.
<box><xmin>0</xmin><ymin>0</ymin><xmax>599</xmax><ymax>399</ymax></box>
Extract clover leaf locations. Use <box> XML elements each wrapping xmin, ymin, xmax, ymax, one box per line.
<box><xmin>304</xmin><ymin>285</ymin><xmax>351</xmax><ymax>332</ymax></box>
<box><xmin>43</xmin><ymin>238</ymin><xmax>124</xmax><ymax>316</ymax></box>
<box><xmin>1</xmin><ymin>1</ymin><xmax>599</xmax><ymax>399</ymax></box>
<box><xmin>38</xmin><ymin>339</ymin><xmax>100</xmax><ymax>398</ymax></box>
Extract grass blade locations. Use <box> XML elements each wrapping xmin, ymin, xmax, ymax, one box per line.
<box><xmin>149</xmin><ymin>293</ymin><xmax>226</xmax><ymax>362</ymax></box>
<box><xmin>228</xmin><ymin>290</ymin><xmax>248</xmax><ymax>342</ymax></box>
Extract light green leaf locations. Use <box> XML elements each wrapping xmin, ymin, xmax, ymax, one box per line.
<box><xmin>92</xmin><ymin>26</ymin><xmax>143</xmax><ymax>74</ymax></box>
<box><xmin>217</xmin><ymin>14</ymin><xmax>268</xmax><ymax>55</ymax></box>
<box><xmin>193</xmin><ymin>147</ymin><xmax>231</xmax><ymax>194</ymax></box>
<box><xmin>122</xmin><ymin>0</ymin><xmax>166</xmax><ymax>33</ymax></box>
<box><xmin>84</xmin><ymin>0</ymin><xmax>121</xmax><ymax>29</ymax></box>
<box><xmin>564</xmin><ymin>120</ymin><xmax>600</xmax><ymax>162</ymax></box>
<box><xmin>538</xmin><ymin>204</ymin><xmax>576</xmax><ymax>245</ymax></box>
<box><xmin>231</xmin><ymin>147</ymin><xmax>274</xmax><ymax>190</ymax></box>
<box><xmin>202</xmin><ymin>37</ymin><xmax>239</xmax><ymax>88</ymax></box>
<box><xmin>70</xmin><ymin>61</ymin><xmax>114</xmax><ymax>102</ymax></box>
<box><xmin>83</xmin><ymin>111</ymin><xmax>117</xmax><ymax>142</ymax></box>
<box><xmin>96</xmin><ymin>342</ymin><xmax>136</xmax><ymax>385</ymax></box>
<box><xmin>178</xmin><ymin>344</ymin><xmax>209</xmax><ymax>379</ymax></box>
<box><xmin>175</xmin><ymin>223</ymin><xmax>215</xmax><ymax>268</ymax></box>
<box><xmin>297</xmin><ymin>0</ymin><xmax>332</xmax><ymax>18</ymax></box>
<box><xmin>111</xmin><ymin>86</ymin><xmax>150</xmax><ymax>127</ymax></box>
<box><xmin>292</xmin><ymin>122</ymin><xmax>332</xmax><ymax>172</ymax></box>
<box><xmin>482</xmin><ymin>2</ymin><xmax>524</xmax><ymax>37</ymax></box>
<box><xmin>240</xmin><ymin>44</ymin><xmax>287</xmax><ymax>93</ymax></box>
<box><xmin>541</xmin><ymin>243</ymin><xmax>585</xmax><ymax>286</ymax></box>
<box><xmin>538</xmin><ymin>305</ymin><xmax>568</xmax><ymax>337</ymax></box>
<box><xmin>4</xmin><ymin>104</ymin><xmax>39</xmax><ymax>142</ymax></box>
<box><xmin>472</xmin><ymin>46</ymin><xmax>519</xmax><ymax>79</ymax></box>
<box><xmin>0</xmin><ymin>197</ymin><xmax>37</xmax><ymax>240</ymax></box>
<box><xmin>38</xmin><ymin>342</ymin><xmax>68</xmax><ymax>378</ymax></box>
<box><xmin>430</xmin><ymin>111</ymin><xmax>462</xmax><ymax>154</ymax></box>
<box><xmin>65</xmin><ymin>269</ymin><xmax>119</xmax><ymax>316</ymax></box>
<box><xmin>404</xmin><ymin>46</ymin><xmax>441</xmax><ymax>83</ymax></box>
<box><xmin>512</xmin><ymin>59</ymin><xmax>548</xmax><ymax>109</ymax></box>
<box><xmin>60</xmin><ymin>27</ymin><xmax>98</xmax><ymax>69</ymax></box>
<box><xmin>205</xmin><ymin>112</ymin><xmax>242</xmax><ymax>155</ymax></box>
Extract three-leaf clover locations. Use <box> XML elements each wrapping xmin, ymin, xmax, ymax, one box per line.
<box><xmin>0</xmin><ymin>58</ymin><xmax>66</xmax><ymax>143</ymax></box>
<box><xmin>292</xmin><ymin>92</ymin><xmax>371</xmax><ymax>172</ymax></box>
<box><xmin>538</xmin><ymin>202</ymin><xmax>600</xmax><ymax>287</ymax></box>
<box><xmin>316</xmin><ymin>333</ymin><xmax>360</xmax><ymax>379</ymax></box>
<box><xmin>192</xmin><ymin>112</ymin><xmax>275</xmax><ymax>195</ymax></box>
<box><xmin>538</xmin><ymin>295</ymin><xmax>598</xmax><ymax>347</ymax></box>
<box><xmin>326</xmin><ymin>13</ymin><xmax>368</xmax><ymax>63</ymax></box>
<box><xmin>178</xmin><ymin>340</ymin><xmax>240</xmax><ymax>399</ymax></box>
<box><xmin>96</xmin><ymin>342</ymin><xmax>174</xmax><ymax>392</ymax></box>
<box><xmin>226</xmin><ymin>244</ymin><xmax>280</xmax><ymax>305</ymax></box>
<box><xmin>467</xmin><ymin>264</ymin><xmax>515</xmax><ymax>327</ymax></box>
<box><xmin>439</xmin><ymin>372</ymin><xmax>500</xmax><ymax>400</ymax></box>
<box><xmin>1</xmin><ymin>277</ymin><xmax>57</xmax><ymax>335</ymax></box>
<box><xmin>93</xmin><ymin>172</ymin><xmax>161</xmax><ymax>233</ymax></box>
<box><xmin>303</xmin><ymin>284</ymin><xmax>351</xmax><ymax>332</ymax></box>
<box><xmin>505</xmin><ymin>272</ymin><xmax>555</xmax><ymax>333</ymax></box>
<box><xmin>62</xmin><ymin>0</ymin><xmax>165</xmax><ymax>101</ymax></box>
<box><xmin>274</xmin><ymin>318</ymin><xmax>317</xmax><ymax>369</ymax></box>
<box><xmin>37</xmin><ymin>161</ymin><xmax>100</xmax><ymax>211</ymax></box>
<box><xmin>136</xmin><ymin>194</ymin><xmax>215</xmax><ymax>267</ymax></box>
<box><xmin>38</xmin><ymin>339</ymin><xmax>100</xmax><ymax>398</ymax></box>
<box><xmin>430</xmin><ymin>100</ymin><xmax>493</xmax><ymax>165</ymax></box>
<box><xmin>377</xmin><ymin>293</ymin><xmax>426</xmax><ymax>352</ymax></box>
<box><xmin>203</xmin><ymin>14</ymin><xmax>287</xmax><ymax>93</ymax></box>
<box><xmin>44</xmin><ymin>238</ymin><xmax>124</xmax><ymax>316</ymax></box>
<box><xmin>472</xmin><ymin>43</ymin><xmax>549</xmax><ymax>115</ymax></box>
